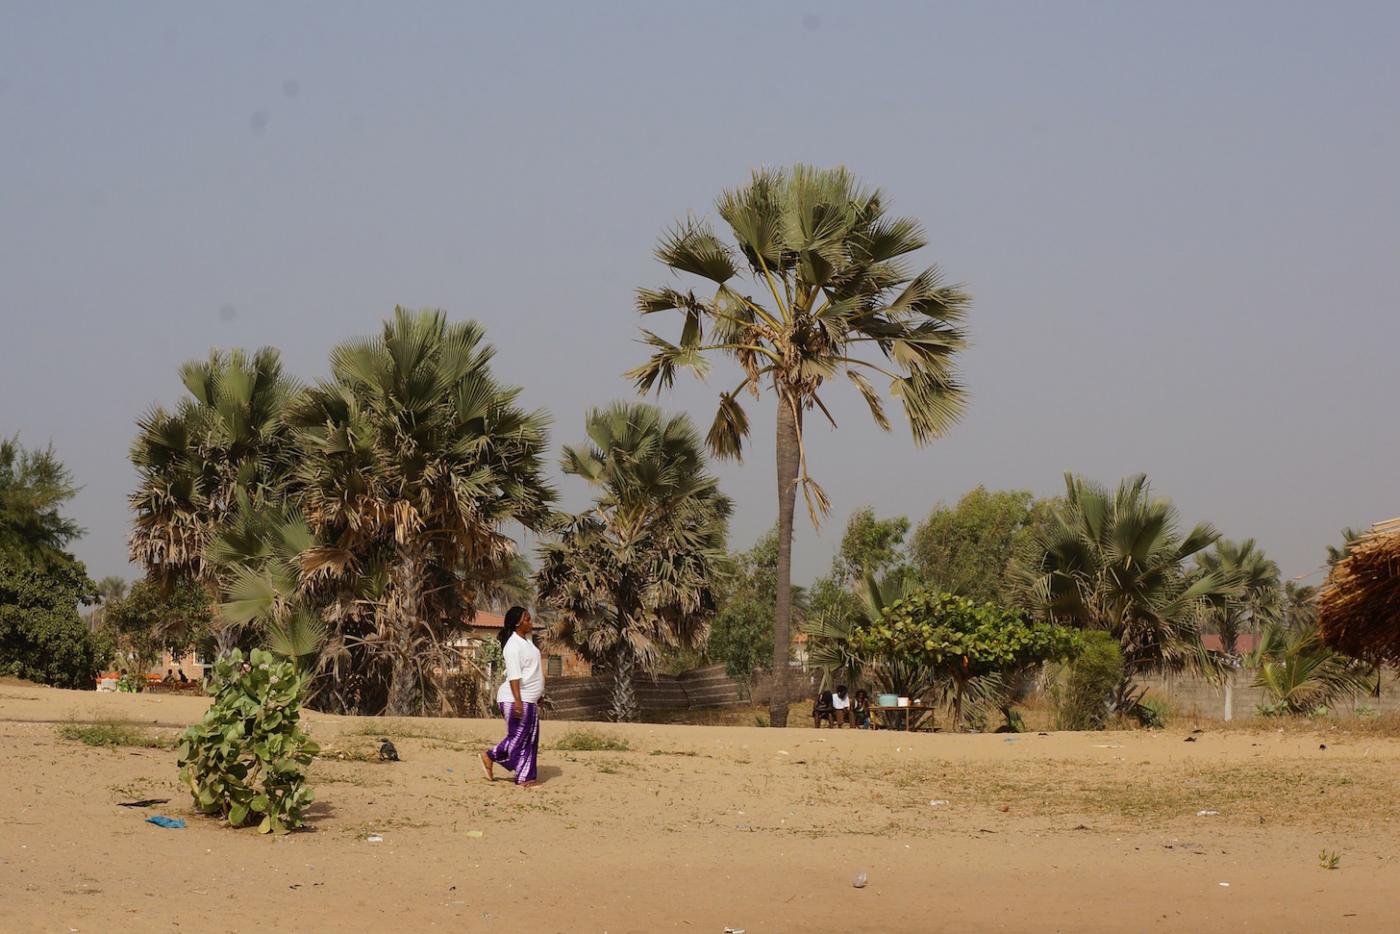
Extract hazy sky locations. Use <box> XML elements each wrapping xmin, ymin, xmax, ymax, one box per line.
<box><xmin>3</xmin><ymin>1</ymin><xmax>1397</xmax><ymax>589</ymax></box>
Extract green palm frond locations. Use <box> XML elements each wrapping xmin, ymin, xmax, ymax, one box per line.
<box><xmin>634</xmin><ymin>164</ymin><xmax>971</xmax><ymax>509</ymax></box>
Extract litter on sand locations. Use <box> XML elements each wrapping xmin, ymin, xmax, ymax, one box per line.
<box><xmin>145</xmin><ymin>816</ymin><xmax>185</xmax><ymax>829</ymax></box>
<box><xmin>852</xmin><ymin>872</ymin><xmax>868</xmax><ymax>888</ymax></box>
<box><xmin>1197</xmin><ymin>810</ymin><xmax>1220</xmax><ymax>817</ymax></box>
<box><xmin>466</xmin><ymin>830</ymin><xmax>485</xmax><ymax>839</ymax></box>
<box><xmin>366</xmin><ymin>834</ymin><xmax>384</xmax><ymax>843</ymax></box>
<box><xmin>119</xmin><ymin>798</ymin><xmax>170</xmax><ymax>808</ymax></box>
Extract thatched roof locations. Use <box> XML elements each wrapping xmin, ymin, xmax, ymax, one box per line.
<box><xmin>1318</xmin><ymin>517</ymin><xmax>1400</xmax><ymax>662</ymax></box>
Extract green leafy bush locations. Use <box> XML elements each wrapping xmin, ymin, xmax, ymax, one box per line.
<box><xmin>1050</xmin><ymin>631</ymin><xmax>1123</xmax><ymax>730</ymax></box>
<box><xmin>1132</xmin><ymin>696</ymin><xmax>1171</xmax><ymax>729</ymax></box>
<box><xmin>851</xmin><ymin>588</ymin><xmax>1082</xmax><ymax>726</ymax></box>
<box><xmin>177</xmin><ymin>648</ymin><xmax>319</xmax><ymax>834</ymax></box>
<box><xmin>0</xmin><ymin>560</ymin><xmax>110</xmax><ymax>689</ymax></box>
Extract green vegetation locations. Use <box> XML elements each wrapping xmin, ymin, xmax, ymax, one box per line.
<box><xmin>1318</xmin><ymin>850</ymin><xmax>1341</xmax><ymax>870</ymax></box>
<box><xmin>537</xmin><ymin>403</ymin><xmax>729</xmax><ymax>722</ymax></box>
<box><xmin>551</xmin><ymin>728</ymin><xmax>630</xmax><ymax>752</ymax></box>
<box><xmin>1049</xmin><ymin>631</ymin><xmax>1125</xmax><ymax>731</ymax></box>
<box><xmin>0</xmin><ymin>438</ymin><xmax>109</xmax><ymax>688</ymax></box>
<box><xmin>177</xmin><ymin>649</ymin><xmax>319</xmax><ymax>834</ymax></box>
<box><xmin>910</xmin><ymin>487</ymin><xmax>1057</xmax><ymax>606</ymax></box>
<box><xmin>1251</xmin><ymin>625</ymin><xmax>1374</xmax><ymax>716</ymax></box>
<box><xmin>101</xmin><ymin>576</ymin><xmax>213</xmax><ymax>676</ymax></box>
<box><xmin>1198</xmin><ymin>538</ymin><xmax>1281</xmax><ymax>656</ymax></box>
<box><xmin>129</xmin><ymin>310</ymin><xmax>556</xmax><ymax>716</ymax></box>
<box><xmin>1013</xmin><ymin>474</ymin><xmax>1233</xmax><ymax>713</ymax></box>
<box><xmin>0</xmin><ymin>436</ymin><xmax>87</xmax><ymax>578</ymax></box>
<box><xmin>706</xmin><ymin>529</ymin><xmax>792</xmax><ymax>681</ymax></box>
<box><xmin>630</xmin><ymin>165</ymin><xmax>971</xmax><ymax>725</ymax></box>
<box><xmin>1</xmin><ymin>561</ymin><xmax>108</xmax><ymax>689</ymax></box>
<box><xmin>57</xmin><ymin>721</ymin><xmax>173</xmax><ymax>749</ymax></box>
<box><xmin>852</xmin><ymin>588</ymin><xmax>1080</xmax><ymax>728</ymax></box>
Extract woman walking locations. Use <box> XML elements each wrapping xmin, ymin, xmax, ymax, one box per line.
<box><xmin>480</xmin><ymin>606</ymin><xmax>544</xmax><ymax>787</ymax></box>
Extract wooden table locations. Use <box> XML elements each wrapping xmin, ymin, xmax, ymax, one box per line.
<box><xmin>870</xmin><ymin>704</ymin><xmax>937</xmax><ymax>732</ymax></box>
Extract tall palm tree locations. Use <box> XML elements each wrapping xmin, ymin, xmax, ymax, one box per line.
<box><xmin>290</xmin><ymin>308</ymin><xmax>555</xmax><ymax>716</ymax></box>
<box><xmin>1197</xmin><ymin>538</ymin><xmax>1280</xmax><ymax>719</ymax></box>
<box><xmin>536</xmin><ymin>403</ymin><xmax>730</xmax><ymax>722</ymax></box>
<box><xmin>629</xmin><ymin>166</ymin><xmax>971</xmax><ymax>725</ymax></box>
<box><xmin>86</xmin><ymin>575</ymin><xmax>128</xmax><ymax>630</ymax></box>
<box><xmin>1198</xmin><ymin>538</ymin><xmax>1280</xmax><ymax>655</ymax></box>
<box><xmin>1281</xmin><ymin>580</ymin><xmax>1319</xmax><ymax>631</ymax></box>
<box><xmin>129</xmin><ymin>347</ymin><xmax>301</xmax><ymax>590</ymax></box>
<box><xmin>1012</xmin><ymin>473</ymin><xmax>1235</xmax><ymax>711</ymax></box>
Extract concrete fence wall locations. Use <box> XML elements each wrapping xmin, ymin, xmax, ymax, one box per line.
<box><xmin>1135</xmin><ymin>669</ymin><xmax>1400</xmax><ymax>721</ymax></box>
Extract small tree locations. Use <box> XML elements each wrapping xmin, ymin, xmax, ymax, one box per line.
<box><xmin>103</xmin><ymin>577</ymin><xmax>215</xmax><ymax>675</ymax></box>
<box><xmin>910</xmin><ymin>486</ymin><xmax>1057</xmax><ymax>606</ymax></box>
<box><xmin>852</xmin><ymin>589</ymin><xmax>1080</xmax><ymax>729</ymax></box>
<box><xmin>707</xmin><ymin>529</ymin><xmax>804</xmax><ymax>681</ymax></box>
<box><xmin>0</xmin><ymin>560</ymin><xmax>108</xmax><ymax>689</ymax></box>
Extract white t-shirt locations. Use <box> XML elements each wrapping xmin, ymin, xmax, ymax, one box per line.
<box><xmin>496</xmin><ymin>632</ymin><xmax>545</xmax><ymax>704</ymax></box>
<box><xmin>832</xmin><ymin>693</ymin><xmax>850</xmax><ymax>710</ymax></box>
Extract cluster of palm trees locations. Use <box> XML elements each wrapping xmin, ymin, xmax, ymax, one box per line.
<box><xmin>130</xmin><ymin>311</ymin><xmax>556</xmax><ymax>715</ymax></box>
<box><xmin>126</xmin><ymin>165</ymin><xmax>975</xmax><ymax>724</ymax></box>
<box><xmin>802</xmin><ymin>472</ymin><xmax>1371</xmax><ymax>725</ymax></box>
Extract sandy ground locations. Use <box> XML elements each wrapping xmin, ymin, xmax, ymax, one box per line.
<box><xmin>3</xmin><ymin>683</ymin><xmax>1399</xmax><ymax>933</ymax></box>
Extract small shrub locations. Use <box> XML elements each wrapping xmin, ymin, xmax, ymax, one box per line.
<box><xmin>176</xmin><ymin>649</ymin><xmax>319</xmax><ymax>834</ymax></box>
<box><xmin>1050</xmin><ymin>631</ymin><xmax>1123</xmax><ymax>731</ymax></box>
<box><xmin>1132</xmin><ymin>697</ymin><xmax>1170</xmax><ymax>730</ymax></box>
<box><xmin>552</xmin><ymin>728</ymin><xmax>629</xmax><ymax>752</ymax></box>
<box><xmin>58</xmin><ymin>721</ymin><xmax>171</xmax><ymax>749</ymax></box>
<box><xmin>1318</xmin><ymin>849</ymin><xmax>1340</xmax><ymax>870</ymax></box>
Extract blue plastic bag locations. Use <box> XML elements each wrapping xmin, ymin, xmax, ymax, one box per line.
<box><xmin>145</xmin><ymin>815</ymin><xmax>186</xmax><ymax>829</ymax></box>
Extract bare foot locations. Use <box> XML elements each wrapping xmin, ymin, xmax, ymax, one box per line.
<box><xmin>518</xmin><ymin>780</ymin><xmax>537</xmax><ymax>788</ymax></box>
<box><xmin>479</xmin><ymin>751</ymin><xmax>494</xmax><ymax>782</ymax></box>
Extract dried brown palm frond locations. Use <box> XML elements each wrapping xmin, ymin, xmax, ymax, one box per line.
<box><xmin>1318</xmin><ymin>518</ymin><xmax>1400</xmax><ymax>663</ymax></box>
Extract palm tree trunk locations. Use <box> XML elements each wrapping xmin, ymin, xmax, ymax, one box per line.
<box><xmin>771</xmin><ymin>396</ymin><xmax>800</xmax><ymax>728</ymax></box>
<box><xmin>610</xmin><ymin>652</ymin><xmax>639</xmax><ymax>723</ymax></box>
<box><xmin>386</xmin><ymin>546</ymin><xmax>422</xmax><ymax>717</ymax></box>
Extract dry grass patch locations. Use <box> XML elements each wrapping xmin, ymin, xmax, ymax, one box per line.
<box><xmin>551</xmin><ymin>728</ymin><xmax>630</xmax><ymax>752</ymax></box>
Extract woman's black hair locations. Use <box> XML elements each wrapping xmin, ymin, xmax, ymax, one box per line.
<box><xmin>498</xmin><ymin>606</ymin><xmax>528</xmax><ymax>650</ymax></box>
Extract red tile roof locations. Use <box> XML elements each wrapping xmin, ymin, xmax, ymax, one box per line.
<box><xmin>1201</xmin><ymin>633</ymin><xmax>1262</xmax><ymax>654</ymax></box>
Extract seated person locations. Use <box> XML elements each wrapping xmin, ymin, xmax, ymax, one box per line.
<box><xmin>162</xmin><ymin>668</ymin><xmax>177</xmax><ymax>684</ymax></box>
<box><xmin>812</xmin><ymin>689</ymin><xmax>836</xmax><ymax>728</ymax></box>
<box><xmin>852</xmin><ymin>689</ymin><xmax>872</xmax><ymax>729</ymax></box>
<box><xmin>177</xmin><ymin>668</ymin><xmax>189</xmax><ymax>684</ymax></box>
<box><xmin>831</xmin><ymin>684</ymin><xmax>853</xmax><ymax>728</ymax></box>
